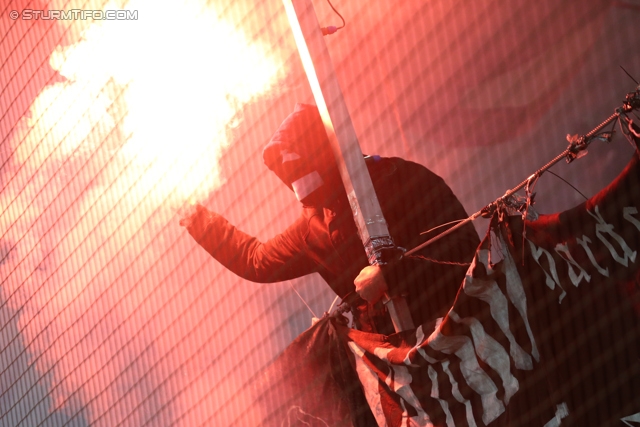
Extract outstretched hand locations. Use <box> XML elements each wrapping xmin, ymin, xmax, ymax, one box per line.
<box><xmin>354</xmin><ymin>265</ymin><xmax>389</xmax><ymax>304</ymax></box>
<box><xmin>177</xmin><ymin>203</ymin><xmax>205</xmax><ymax>228</ymax></box>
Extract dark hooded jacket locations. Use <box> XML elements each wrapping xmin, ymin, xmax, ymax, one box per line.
<box><xmin>183</xmin><ymin>104</ymin><xmax>480</xmax><ymax>333</ymax></box>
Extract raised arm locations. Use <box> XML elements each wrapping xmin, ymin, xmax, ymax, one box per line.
<box><xmin>180</xmin><ymin>204</ymin><xmax>317</xmax><ymax>283</ymax></box>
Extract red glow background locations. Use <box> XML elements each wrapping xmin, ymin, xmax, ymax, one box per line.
<box><xmin>1</xmin><ymin>0</ymin><xmax>639</xmax><ymax>425</ymax></box>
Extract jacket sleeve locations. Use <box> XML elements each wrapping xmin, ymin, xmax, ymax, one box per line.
<box><xmin>183</xmin><ymin>205</ymin><xmax>318</xmax><ymax>283</ymax></box>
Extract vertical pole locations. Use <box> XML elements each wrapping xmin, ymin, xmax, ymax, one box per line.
<box><xmin>283</xmin><ymin>0</ymin><xmax>414</xmax><ymax>332</ymax></box>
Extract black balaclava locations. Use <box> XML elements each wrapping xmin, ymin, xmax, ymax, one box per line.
<box><xmin>263</xmin><ymin>103</ymin><xmax>344</xmax><ymax>206</ymax></box>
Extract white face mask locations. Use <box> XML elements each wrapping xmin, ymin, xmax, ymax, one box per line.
<box><xmin>280</xmin><ymin>148</ymin><xmax>325</xmax><ymax>202</ymax></box>
<box><xmin>291</xmin><ymin>171</ymin><xmax>324</xmax><ymax>202</ymax></box>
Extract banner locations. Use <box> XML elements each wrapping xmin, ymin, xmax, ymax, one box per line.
<box><xmin>249</xmin><ymin>147</ymin><xmax>640</xmax><ymax>426</ymax></box>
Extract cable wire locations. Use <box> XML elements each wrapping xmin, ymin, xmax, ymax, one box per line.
<box><xmin>288</xmin><ymin>283</ymin><xmax>318</xmax><ymax>318</ymax></box>
<box><xmin>419</xmin><ymin>218</ymin><xmax>468</xmax><ymax>236</ymax></box>
<box><xmin>326</xmin><ymin>0</ymin><xmax>345</xmax><ymax>30</ymax></box>
<box><xmin>546</xmin><ymin>170</ymin><xmax>589</xmax><ymax>201</ymax></box>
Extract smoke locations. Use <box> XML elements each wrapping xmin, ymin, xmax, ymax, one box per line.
<box><xmin>1</xmin><ymin>0</ymin><xmax>282</xmax><ymax>425</ymax></box>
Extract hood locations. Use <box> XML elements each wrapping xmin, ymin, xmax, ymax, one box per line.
<box><xmin>263</xmin><ymin>103</ymin><xmax>343</xmax><ymax>205</ymax></box>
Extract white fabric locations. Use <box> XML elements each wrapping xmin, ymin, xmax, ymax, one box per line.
<box><xmin>543</xmin><ymin>402</ymin><xmax>569</xmax><ymax>427</ymax></box>
<box><xmin>291</xmin><ymin>171</ymin><xmax>323</xmax><ymax>201</ymax></box>
<box><xmin>374</xmin><ymin>346</ymin><xmax>432</xmax><ymax>426</ymax></box>
<box><xmin>463</xmin><ymin>249</ymin><xmax>534</xmax><ymax>370</ymax></box>
<box><xmin>448</xmin><ymin>310</ymin><xmax>519</xmax><ymax>405</ymax></box>
<box><xmin>427</xmin><ymin>366</ymin><xmax>455</xmax><ymax>427</ymax></box>
<box><xmin>428</xmin><ymin>318</ymin><xmax>505</xmax><ymax>425</ymax></box>
<box><xmin>348</xmin><ymin>341</ymin><xmax>388</xmax><ymax>427</ymax></box>
<box><xmin>528</xmin><ymin>241</ymin><xmax>567</xmax><ymax>302</ymax></box>
<box><xmin>441</xmin><ymin>360</ymin><xmax>478</xmax><ymax>427</ymax></box>
<box><xmin>281</xmin><ymin>150</ymin><xmax>301</xmax><ymax>162</ymax></box>
<box><xmin>499</xmin><ymin>233</ymin><xmax>540</xmax><ymax>363</ymax></box>
<box><xmin>621</xmin><ymin>410</ymin><xmax>640</xmax><ymax>427</ymax></box>
<box><xmin>587</xmin><ymin>205</ymin><xmax>637</xmax><ymax>267</ymax></box>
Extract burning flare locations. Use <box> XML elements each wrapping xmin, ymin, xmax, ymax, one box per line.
<box><xmin>2</xmin><ymin>0</ymin><xmax>281</xmax><ymax>425</ymax></box>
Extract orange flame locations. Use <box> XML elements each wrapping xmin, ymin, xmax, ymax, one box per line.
<box><xmin>44</xmin><ymin>0</ymin><xmax>280</xmax><ymax>204</ymax></box>
<box><xmin>3</xmin><ymin>0</ymin><xmax>282</xmax><ymax>425</ymax></box>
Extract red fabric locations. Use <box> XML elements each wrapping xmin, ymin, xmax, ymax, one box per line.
<box><xmin>238</xmin><ymin>316</ymin><xmax>376</xmax><ymax>427</ymax></box>
<box><xmin>184</xmin><ymin>157</ymin><xmax>480</xmax><ymax>331</ymax></box>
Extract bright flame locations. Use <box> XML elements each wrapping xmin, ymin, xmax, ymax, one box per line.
<box><xmin>47</xmin><ymin>0</ymin><xmax>280</xmax><ymax>204</ymax></box>
<box><xmin>2</xmin><ymin>0</ymin><xmax>282</xmax><ymax>425</ymax></box>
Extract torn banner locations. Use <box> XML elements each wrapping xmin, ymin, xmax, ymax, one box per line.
<box><xmin>246</xmin><ymin>148</ymin><xmax>640</xmax><ymax>426</ymax></box>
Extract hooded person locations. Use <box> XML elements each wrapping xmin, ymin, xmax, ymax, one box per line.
<box><xmin>179</xmin><ymin>103</ymin><xmax>480</xmax><ymax>334</ymax></box>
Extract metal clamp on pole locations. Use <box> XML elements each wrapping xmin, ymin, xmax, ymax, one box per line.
<box><xmin>366</xmin><ymin>237</ymin><xmax>415</xmax><ymax>332</ymax></box>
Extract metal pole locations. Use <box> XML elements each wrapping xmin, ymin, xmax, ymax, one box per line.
<box><xmin>283</xmin><ymin>0</ymin><xmax>414</xmax><ymax>331</ymax></box>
